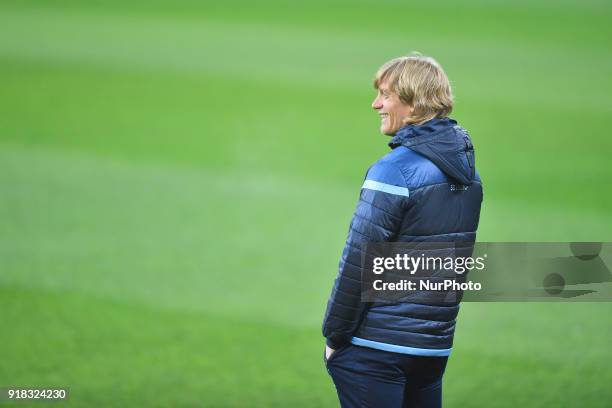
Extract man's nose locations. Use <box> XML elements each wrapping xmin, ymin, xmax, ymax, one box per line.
<box><xmin>372</xmin><ymin>97</ymin><xmax>382</xmax><ymax>109</ymax></box>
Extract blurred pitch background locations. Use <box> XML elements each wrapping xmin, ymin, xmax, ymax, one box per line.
<box><xmin>1</xmin><ymin>0</ymin><xmax>611</xmax><ymax>406</ymax></box>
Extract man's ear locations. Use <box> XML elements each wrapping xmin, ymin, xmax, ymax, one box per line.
<box><xmin>400</xmin><ymin>105</ymin><xmax>415</xmax><ymax>126</ymax></box>
<box><xmin>404</xmin><ymin>105</ymin><xmax>415</xmax><ymax>120</ymax></box>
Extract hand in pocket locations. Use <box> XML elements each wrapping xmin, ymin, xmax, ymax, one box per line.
<box><xmin>325</xmin><ymin>345</ymin><xmax>335</xmax><ymax>361</ymax></box>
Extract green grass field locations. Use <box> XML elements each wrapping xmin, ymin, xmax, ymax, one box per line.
<box><xmin>1</xmin><ymin>0</ymin><xmax>612</xmax><ymax>406</ymax></box>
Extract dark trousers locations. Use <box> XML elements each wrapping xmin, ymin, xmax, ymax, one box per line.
<box><xmin>324</xmin><ymin>344</ymin><xmax>448</xmax><ymax>408</ymax></box>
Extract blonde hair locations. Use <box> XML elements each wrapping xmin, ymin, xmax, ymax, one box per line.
<box><xmin>374</xmin><ymin>54</ymin><xmax>453</xmax><ymax>125</ymax></box>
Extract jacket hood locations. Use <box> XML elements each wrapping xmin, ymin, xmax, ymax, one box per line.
<box><xmin>388</xmin><ymin>117</ymin><xmax>476</xmax><ymax>185</ymax></box>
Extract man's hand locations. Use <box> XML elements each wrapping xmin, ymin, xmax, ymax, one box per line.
<box><xmin>325</xmin><ymin>345</ymin><xmax>335</xmax><ymax>361</ymax></box>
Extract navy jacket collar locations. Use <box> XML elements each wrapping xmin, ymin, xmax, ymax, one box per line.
<box><xmin>387</xmin><ymin>117</ymin><xmax>476</xmax><ymax>185</ymax></box>
<box><xmin>389</xmin><ymin>117</ymin><xmax>457</xmax><ymax>148</ymax></box>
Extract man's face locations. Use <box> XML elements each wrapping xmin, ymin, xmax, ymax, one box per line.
<box><xmin>371</xmin><ymin>82</ymin><xmax>414</xmax><ymax>136</ymax></box>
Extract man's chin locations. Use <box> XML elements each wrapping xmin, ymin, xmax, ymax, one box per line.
<box><xmin>380</xmin><ymin>126</ymin><xmax>396</xmax><ymax>136</ymax></box>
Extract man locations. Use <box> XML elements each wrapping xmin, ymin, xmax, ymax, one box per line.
<box><xmin>322</xmin><ymin>55</ymin><xmax>483</xmax><ymax>407</ymax></box>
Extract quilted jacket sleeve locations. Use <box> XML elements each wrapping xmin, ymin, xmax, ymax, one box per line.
<box><xmin>322</xmin><ymin>161</ymin><xmax>410</xmax><ymax>349</ymax></box>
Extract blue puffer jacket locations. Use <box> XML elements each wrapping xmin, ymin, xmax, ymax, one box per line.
<box><xmin>322</xmin><ymin>117</ymin><xmax>483</xmax><ymax>356</ymax></box>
